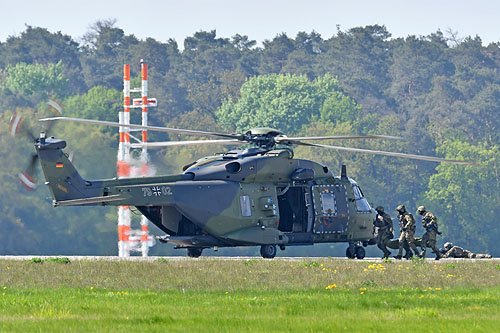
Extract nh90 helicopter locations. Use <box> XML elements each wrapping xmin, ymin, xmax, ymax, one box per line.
<box><xmin>24</xmin><ymin>116</ymin><xmax>471</xmax><ymax>258</ymax></box>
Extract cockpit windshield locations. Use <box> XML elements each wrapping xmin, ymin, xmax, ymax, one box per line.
<box><xmin>352</xmin><ymin>185</ymin><xmax>371</xmax><ymax>212</ymax></box>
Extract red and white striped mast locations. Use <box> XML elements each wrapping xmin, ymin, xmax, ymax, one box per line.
<box><xmin>118</xmin><ymin>64</ymin><xmax>132</xmax><ymax>257</ymax></box>
<box><xmin>117</xmin><ymin>61</ymin><xmax>156</xmax><ymax>257</ymax></box>
<box><xmin>140</xmin><ymin>60</ymin><xmax>151</xmax><ymax>256</ymax></box>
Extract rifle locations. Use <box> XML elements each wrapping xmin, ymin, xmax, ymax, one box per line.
<box><xmin>427</xmin><ymin>224</ymin><xmax>442</xmax><ymax>235</ymax></box>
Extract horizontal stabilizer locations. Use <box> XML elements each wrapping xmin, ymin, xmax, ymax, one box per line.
<box><xmin>53</xmin><ymin>194</ymin><xmax>124</xmax><ymax>207</ymax></box>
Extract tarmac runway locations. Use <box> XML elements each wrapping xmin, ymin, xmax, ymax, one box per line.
<box><xmin>0</xmin><ymin>255</ymin><xmax>497</xmax><ymax>262</ymax></box>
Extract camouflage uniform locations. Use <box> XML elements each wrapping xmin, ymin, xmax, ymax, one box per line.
<box><xmin>441</xmin><ymin>243</ymin><xmax>492</xmax><ymax>259</ymax></box>
<box><xmin>394</xmin><ymin>205</ymin><xmax>419</xmax><ymax>259</ymax></box>
<box><xmin>374</xmin><ymin>206</ymin><xmax>393</xmax><ymax>258</ymax></box>
<box><xmin>417</xmin><ymin>206</ymin><xmax>442</xmax><ymax>259</ymax></box>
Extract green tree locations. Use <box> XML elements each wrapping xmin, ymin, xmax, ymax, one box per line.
<box><xmin>387</xmin><ymin>34</ymin><xmax>452</xmax><ymax>118</ymax></box>
<box><xmin>80</xmin><ymin>19</ymin><xmax>139</xmax><ymax>90</ymax></box>
<box><xmin>317</xmin><ymin>25</ymin><xmax>392</xmax><ymax>113</ymax></box>
<box><xmin>63</xmin><ymin>86</ymin><xmax>122</xmax><ymax>123</ymax></box>
<box><xmin>3</xmin><ymin>61</ymin><xmax>68</xmax><ymax>99</ymax></box>
<box><xmin>259</xmin><ymin>33</ymin><xmax>296</xmax><ymax>74</ymax></box>
<box><xmin>0</xmin><ymin>26</ymin><xmax>85</xmax><ymax>94</ymax></box>
<box><xmin>216</xmin><ymin>74</ymin><xmax>359</xmax><ymax>134</ymax></box>
<box><xmin>425</xmin><ymin>141</ymin><xmax>499</xmax><ymax>253</ymax></box>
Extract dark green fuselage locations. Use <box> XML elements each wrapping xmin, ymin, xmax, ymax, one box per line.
<box><xmin>36</xmin><ymin>138</ymin><xmax>376</xmax><ymax>250</ymax></box>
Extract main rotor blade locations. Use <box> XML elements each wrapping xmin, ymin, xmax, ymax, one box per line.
<box><xmin>129</xmin><ymin>139</ymin><xmax>241</xmax><ymax>149</ymax></box>
<box><xmin>17</xmin><ymin>153</ymin><xmax>39</xmax><ymax>191</ymax></box>
<box><xmin>295</xmin><ymin>141</ymin><xmax>475</xmax><ymax>165</ymax></box>
<box><xmin>39</xmin><ymin>117</ymin><xmax>243</xmax><ymax>140</ymax></box>
<box><xmin>9</xmin><ymin>110</ymin><xmax>36</xmax><ymax>142</ymax></box>
<box><xmin>43</xmin><ymin>98</ymin><xmax>64</xmax><ymax>135</ymax></box>
<box><xmin>276</xmin><ymin>134</ymin><xmax>403</xmax><ymax>144</ymax></box>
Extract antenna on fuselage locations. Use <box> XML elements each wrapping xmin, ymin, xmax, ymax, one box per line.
<box><xmin>341</xmin><ymin>164</ymin><xmax>348</xmax><ymax>180</ymax></box>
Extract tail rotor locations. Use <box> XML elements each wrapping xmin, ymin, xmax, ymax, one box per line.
<box><xmin>9</xmin><ymin>98</ymin><xmax>68</xmax><ymax>191</ymax></box>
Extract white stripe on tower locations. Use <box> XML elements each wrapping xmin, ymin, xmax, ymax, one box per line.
<box><xmin>118</xmin><ymin>64</ymin><xmax>132</xmax><ymax>257</ymax></box>
<box><xmin>141</xmin><ymin>60</ymin><xmax>148</xmax><ymax>161</ymax></box>
<box><xmin>124</xmin><ymin>64</ymin><xmax>131</xmax><ymax>162</ymax></box>
<box><xmin>140</xmin><ymin>60</ymin><xmax>150</xmax><ymax>256</ymax></box>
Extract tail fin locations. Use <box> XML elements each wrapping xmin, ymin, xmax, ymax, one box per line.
<box><xmin>35</xmin><ymin>136</ymin><xmax>101</xmax><ymax>203</ymax></box>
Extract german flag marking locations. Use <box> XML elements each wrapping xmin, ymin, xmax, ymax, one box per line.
<box><xmin>56</xmin><ymin>163</ymin><xmax>63</xmax><ymax>168</ymax></box>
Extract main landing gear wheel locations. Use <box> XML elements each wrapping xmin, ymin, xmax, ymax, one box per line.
<box><xmin>187</xmin><ymin>247</ymin><xmax>203</xmax><ymax>258</ymax></box>
<box><xmin>346</xmin><ymin>245</ymin><xmax>366</xmax><ymax>259</ymax></box>
<box><xmin>260</xmin><ymin>244</ymin><xmax>277</xmax><ymax>258</ymax></box>
<box><xmin>346</xmin><ymin>246</ymin><xmax>355</xmax><ymax>259</ymax></box>
<box><xmin>355</xmin><ymin>246</ymin><xmax>366</xmax><ymax>259</ymax></box>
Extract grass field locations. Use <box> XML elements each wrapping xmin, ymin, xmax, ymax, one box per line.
<box><xmin>1</xmin><ymin>258</ymin><xmax>500</xmax><ymax>332</ymax></box>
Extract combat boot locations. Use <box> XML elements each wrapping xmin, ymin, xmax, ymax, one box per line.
<box><xmin>382</xmin><ymin>251</ymin><xmax>391</xmax><ymax>259</ymax></box>
<box><xmin>393</xmin><ymin>255</ymin><xmax>402</xmax><ymax>260</ymax></box>
<box><xmin>419</xmin><ymin>249</ymin><xmax>426</xmax><ymax>258</ymax></box>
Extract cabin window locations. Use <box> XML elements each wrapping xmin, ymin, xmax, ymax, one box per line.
<box><xmin>320</xmin><ymin>191</ymin><xmax>337</xmax><ymax>216</ymax></box>
<box><xmin>352</xmin><ymin>185</ymin><xmax>371</xmax><ymax>212</ymax></box>
<box><xmin>240</xmin><ymin>195</ymin><xmax>252</xmax><ymax>217</ymax></box>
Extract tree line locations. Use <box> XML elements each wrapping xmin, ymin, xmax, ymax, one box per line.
<box><xmin>0</xmin><ymin>21</ymin><xmax>498</xmax><ymax>256</ymax></box>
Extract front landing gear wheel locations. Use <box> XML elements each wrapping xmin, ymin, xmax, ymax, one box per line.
<box><xmin>187</xmin><ymin>248</ymin><xmax>203</xmax><ymax>258</ymax></box>
<box><xmin>355</xmin><ymin>246</ymin><xmax>366</xmax><ymax>259</ymax></box>
<box><xmin>260</xmin><ymin>245</ymin><xmax>277</xmax><ymax>258</ymax></box>
<box><xmin>346</xmin><ymin>246</ymin><xmax>356</xmax><ymax>259</ymax></box>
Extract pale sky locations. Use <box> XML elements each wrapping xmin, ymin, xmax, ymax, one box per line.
<box><xmin>1</xmin><ymin>0</ymin><xmax>499</xmax><ymax>48</ymax></box>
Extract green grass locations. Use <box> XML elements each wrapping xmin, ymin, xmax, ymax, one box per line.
<box><xmin>1</xmin><ymin>258</ymin><xmax>499</xmax><ymax>331</ymax></box>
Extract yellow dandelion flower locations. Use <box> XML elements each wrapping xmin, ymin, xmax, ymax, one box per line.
<box><xmin>360</xmin><ymin>292</ymin><xmax>364</xmax><ymax>294</ymax></box>
<box><xmin>435</xmin><ymin>288</ymin><xmax>441</xmax><ymax>290</ymax></box>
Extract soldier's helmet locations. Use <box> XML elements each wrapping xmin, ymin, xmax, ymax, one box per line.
<box><xmin>395</xmin><ymin>205</ymin><xmax>406</xmax><ymax>213</ymax></box>
<box><xmin>375</xmin><ymin>206</ymin><xmax>384</xmax><ymax>212</ymax></box>
<box><xmin>417</xmin><ymin>206</ymin><xmax>426</xmax><ymax>214</ymax></box>
<box><xmin>444</xmin><ymin>242</ymin><xmax>453</xmax><ymax>250</ymax></box>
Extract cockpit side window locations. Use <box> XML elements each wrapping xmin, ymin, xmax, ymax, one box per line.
<box><xmin>352</xmin><ymin>185</ymin><xmax>371</xmax><ymax>212</ymax></box>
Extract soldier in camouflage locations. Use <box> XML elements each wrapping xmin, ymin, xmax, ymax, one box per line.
<box><xmin>394</xmin><ymin>205</ymin><xmax>420</xmax><ymax>260</ymax></box>
<box><xmin>441</xmin><ymin>242</ymin><xmax>492</xmax><ymax>259</ymax></box>
<box><xmin>417</xmin><ymin>206</ymin><xmax>442</xmax><ymax>260</ymax></box>
<box><xmin>374</xmin><ymin>206</ymin><xmax>393</xmax><ymax>259</ymax></box>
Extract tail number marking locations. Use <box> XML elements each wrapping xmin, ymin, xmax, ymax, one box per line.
<box><xmin>142</xmin><ymin>186</ymin><xmax>173</xmax><ymax>197</ymax></box>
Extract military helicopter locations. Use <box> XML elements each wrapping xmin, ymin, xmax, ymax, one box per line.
<box><xmin>27</xmin><ymin>116</ymin><xmax>471</xmax><ymax>258</ymax></box>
